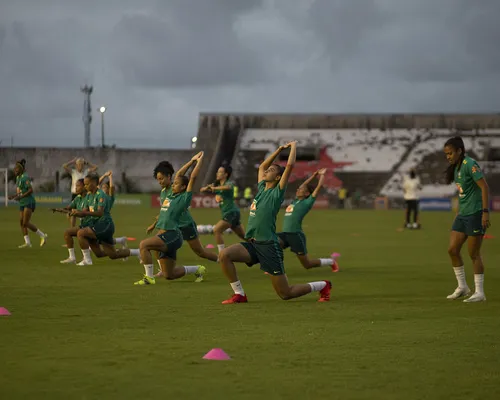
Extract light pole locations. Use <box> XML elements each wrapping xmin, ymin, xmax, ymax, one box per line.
<box><xmin>191</xmin><ymin>136</ymin><xmax>197</xmax><ymax>149</ymax></box>
<box><xmin>99</xmin><ymin>106</ymin><xmax>106</xmax><ymax>148</ymax></box>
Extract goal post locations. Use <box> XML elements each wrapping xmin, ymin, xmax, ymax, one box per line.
<box><xmin>0</xmin><ymin>168</ymin><xmax>8</xmax><ymax>207</ymax></box>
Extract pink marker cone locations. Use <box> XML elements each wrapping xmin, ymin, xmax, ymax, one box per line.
<box><xmin>0</xmin><ymin>307</ymin><xmax>11</xmax><ymax>316</ymax></box>
<box><xmin>205</xmin><ymin>244</ymin><xmax>215</xmax><ymax>249</ymax></box>
<box><xmin>203</xmin><ymin>348</ymin><xmax>231</xmax><ymax>360</ymax></box>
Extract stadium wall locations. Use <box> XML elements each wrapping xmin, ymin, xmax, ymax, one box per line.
<box><xmin>0</xmin><ymin>147</ymin><xmax>192</xmax><ymax>193</ymax></box>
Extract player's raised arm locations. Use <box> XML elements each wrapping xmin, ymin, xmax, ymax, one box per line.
<box><xmin>85</xmin><ymin>159</ymin><xmax>98</xmax><ymax>172</ymax></box>
<box><xmin>176</xmin><ymin>152</ymin><xmax>202</xmax><ymax>179</ymax></box>
<box><xmin>311</xmin><ymin>168</ymin><xmax>326</xmax><ymax>198</ymax></box>
<box><xmin>258</xmin><ymin>144</ymin><xmax>285</xmax><ymax>183</ymax></box>
<box><xmin>62</xmin><ymin>158</ymin><xmax>77</xmax><ymax>173</ymax></box>
<box><xmin>279</xmin><ymin>141</ymin><xmax>297</xmax><ymax>190</ymax></box>
<box><xmin>187</xmin><ymin>152</ymin><xmax>204</xmax><ymax>193</ymax></box>
<box><xmin>108</xmin><ymin>171</ymin><xmax>115</xmax><ymax>196</ymax></box>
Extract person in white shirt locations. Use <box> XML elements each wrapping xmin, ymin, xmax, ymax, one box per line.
<box><xmin>403</xmin><ymin>169</ymin><xmax>421</xmax><ymax>229</ymax></box>
<box><xmin>62</xmin><ymin>157</ymin><xmax>97</xmax><ymax>227</ymax></box>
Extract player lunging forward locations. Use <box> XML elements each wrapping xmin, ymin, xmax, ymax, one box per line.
<box><xmin>219</xmin><ymin>142</ymin><xmax>332</xmax><ymax>304</ymax></box>
<box><xmin>150</xmin><ymin>158</ymin><xmax>218</xmax><ymax>278</ymax></box>
<box><xmin>444</xmin><ymin>136</ymin><xmax>490</xmax><ymax>303</ymax></box>
<box><xmin>9</xmin><ymin>159</ymin><xmax>48</xmax><ymax>248</ymax></box>
<box><xmin>277</xmin><ymin>168</ymin><xmax>339</xmax><ymax>271</ymax></box>
<box><xmin>200</xmin><ymin>163</ymin><xmax>246</xmax><ymax>253</ymax></box>
<box><xmin>70</xmin><ymin>174</ymin><xmax>140</xmax><ymax>265</ymax></box>
<box><xmin>136</xmin><ymin>152</ymin><xmax>206</xmax><ymax>285</ymax></box>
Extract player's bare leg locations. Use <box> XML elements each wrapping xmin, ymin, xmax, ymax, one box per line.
<box><xmin>446</xmin><ymin>231</ymin><xmax>470</xmax><ymax>299</ymax></box>
<box><xmin>213</xmin><ymin>220</ymin><xmax>231</xmax><ymax>253</ymax></box>
<box><xmin>232</xmin><ymin>224</ymin><xmax>247</xmax><ymax>241</ymax></box>
<box><xmin>296</xmin><ymin>254</ymin><xmax>339</xmax><ymax>272</ymax></box>
<box><xmin>76</xmin><ymin>227</ymin><xmax>96</xmax><ymax>265</ymax></box>
<box><xmin>19</xmin><ymin>208</ymin><xmax>47</xmax><ymax>248</ymax></box>
<box><xmin>219</xmin><ymin>244</ymin><xmax>251</xmax><ymax>303</ymax></box>
<box><xmin>270</xmin><ymin>274</ymin><xmax>332</xmax><ymax>302</ymax></box>
<box><xmin>61</xmin><ymin>227</ymin><xmax>79</xmax><ymax>263</ymax></box>
<box><xmin>464</xmin><ymin>236</ymin><xmax>486</xmax><ymax>302</ymax></box>
<box><xmin>100</xmin><ymin>243</ymin><xmax>139</xmax><ymax>260</ymax></box>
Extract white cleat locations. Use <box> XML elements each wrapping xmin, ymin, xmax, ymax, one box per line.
<box><xmin>76</xmin><ymin>259</ymin><xmax>93</xmax><ymax>266</ymax></box>
<box><xmin>463</xmin><ymin>292</ymin><xmax>486</xmax><ymax>303</ymax></box>
<box><xmin>18</xmin><ymin>243</ymin><xmax>32</xmax><ymax>249</ymax></box>
<box><xmin>447</xmin><ymin>287</ymin><xmax>471</xmax><ymax>300</ymax></box>
<box><xmin>60</xmin><ymin>258</ymin><xmax>76</xmax><ymax>264</ymax></box>
<box><xmin>40</xmin><ymin>234</ymin><xmax>48</xmax><ymax>247</ymax></box>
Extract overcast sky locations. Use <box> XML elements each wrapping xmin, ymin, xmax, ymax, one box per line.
<box><xmin>1</xmin><ymin>0</ymin><xmax>500</xmax><ymax>149</ymax></box>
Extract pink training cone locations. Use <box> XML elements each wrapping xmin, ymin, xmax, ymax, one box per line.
<box><xmin>205</xmin><ymin>244</ymin><xmax>215</xmax><ymax>249</ymax></box>
<box><xmin>0</xmin><ymin>307</ymin><xmax>11</xmax><ymax>316</ymax></box>
<box><xmin>203</xmin><ymin>348</ymin><xmax>231</xmax><ymax>360</ymax></box>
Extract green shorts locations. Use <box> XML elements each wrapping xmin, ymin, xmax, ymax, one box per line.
<box><xmin>158</xmin><ymin>230</ymin><xmax>183</xmax><ymax>260</ymax></box>
<box><xmin>91</xmin><ymin>219</ymin><xmax>115</xmax><ymax>245</ymax></box>
<box><xmin>452</xmin><ymin>211</ymin><xmax>485</xmax><ymax>236</ymax></box>
<box><xmin>19</xmin><ymin>201</ymin><xmax>36</xmax><ymax>212</ymax></box>
<box><xmin>222</xmin><ymin>210</ymin><xmax>241</xmax><ymax>228</ymax></box>
<box><xmin>240</xmin><ymin>240</ymin><xmax>285</xmax><ymax>276</ymax></box>
<box><xmin>277</xmin><ymin>231</ymin><xmax>307</xmax><ymax>255</ymax></box>
<box><xmin>180</xmin><ymin>223</ymin><xmax>198</xmax><ymax>241</ymax></box>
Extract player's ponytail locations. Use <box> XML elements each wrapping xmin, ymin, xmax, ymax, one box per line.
<box><xmin>444</xmin><ymin>136</ymin><xmax>465</xmax><ymax>184</ymax></box>
<box><xmin>15</xmin><ymin>159</ymin><xmax>26</xmax><ymax>173</ymax></box>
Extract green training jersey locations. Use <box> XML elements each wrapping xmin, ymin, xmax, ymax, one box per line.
<box><xmin>282</xmin><ymin>196</ymin><xmax>316</xmax><ymax>232</ymax></box>
<box><xmin>214</xmin><ymin>180</ymin><xmax>239</xmax><ymax>217</ymax></box>
<box><xmin>16</xmin><ymin>173</ymin><xmax>35</xmax><ymax>206</ymax></box>
<box><xmin>156</xmin><ymin>187</ymin><xmax>194</xmax><ymax>229</ymax></box>
<box><xmin>454</xmin><ymin>155</ymin><xmax>484</xmax><ymax>216</ymax></box>
<box><xmin>246</xmin><ymin>180</ymin><xmax>286</xmax><ymax>241</ymax></box>
<box><xmin>86</xmin><ymin>189</ymin><xmax>113</xmax><ymax>223</ymax></box>
<box><xmin>156</xmin><ymin>191</ymin><xmax>193</xmax><ymax>231</ymax></box>
<box><xmin>70</xmin><ymin>194</ymin><xmax>92</xmax><ymax>225</ymax></box>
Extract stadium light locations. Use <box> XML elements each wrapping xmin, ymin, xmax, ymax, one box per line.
<box><xmin>191</xmin><ymin>136</ymin><xmax>197</xmax><ymax>143</ymax></box>
<box><xmin>99</xmin><ymin>106</ymin><xmax>106</xmax><ymax>113</ymax></box>
<box><xmin>98</xmin><ymin>106</ymin><xmax>106</xmax><ymax>147</ymax></box>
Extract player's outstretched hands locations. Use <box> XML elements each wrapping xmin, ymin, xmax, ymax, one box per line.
<box><xmin>191</xmin><ymin>151</ymin><xmax>204</xmax><ymax>161</ymax></box>
<box><xmin>317</xmin><ymin>168</ymin><xmax>327</xmax><ymax>175</ymax></box>
<box><xmin>281</xmin><ymin>141</ymin><xmax>297</xmax><ymax>149</ymax></box>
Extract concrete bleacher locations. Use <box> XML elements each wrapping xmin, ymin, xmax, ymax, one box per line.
<box><xmin>380</xmin><ymin>133</ymin><xmax>500</xmax><ymax>197</ymax></box>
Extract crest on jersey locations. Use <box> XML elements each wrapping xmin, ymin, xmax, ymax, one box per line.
<box><xmin>162</xmin><ymin>199</ymin><xmax>170</xmax><ymax>207</ymax></box>
<box><xmin>463</xmin><ymin>160</ymin><xmax>467</xmax><ymax>164</ymax></box>
<box><xmin>250</xmin><ymin>201</ymin><xmax>257</xmax><ymax>211</ymax></box>
<box><xmin>472</xmin><ymin>165</ymin><xmax>480</xmax><ymax>174</ymax></box>
<box><xmin>99</xmin><ymin>197</ymin><xmax>104</xmax><ymax>203</ymax></box>
<box><xmin>215</xmin><ymin>195</ymin><xmax>223</xmax><ymax>203</ymax></box>
<box><xmin>285</xmin><ymin>204</ymin><xmax>294</xmax><ymax>213</ymax></box>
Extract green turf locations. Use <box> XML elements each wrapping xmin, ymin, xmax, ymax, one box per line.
<box><xmin>0</xmin><ymin>206</ymin><xmax>499</xmax><ymax>399</ymax></box>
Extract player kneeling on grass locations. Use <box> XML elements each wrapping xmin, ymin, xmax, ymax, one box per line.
<box><xmin>99</xmin><ymin>170</ymin><xmax>128</xmax><ymax>252</ymax></box>
<box><xmin>218</xmin><ymin>142</ymin><xmax>332</xmax><ymax>304</ymax></box>
<box><xmin>136</xmin><ymin>152</ymin><xmax>206</xmax><ymax>285</ymax></box>
<box><xmin>8</xmin><ymin>159</ymin><xmax>48</xmax><ymax>248</ymax></box>
<box><xmin>200</xmin><ymin>163</ymin><xmax>247</xmax><ymax>254</ymax></box>
<box><xmin>277</xmin><ymin>168</ymin><xmax>339</xmax><ymax>272</ymax></box>
<box><xmin>52</xmin><ymin>178</ymin><xmax>92</xmax><ymax>263</ymax></box>
<box><xmin>70</xmin><ymin>174</ymin><xmax>140</xmax><ymax>265</ymax></box>
<box><xmin>444</xmin><ymin>136</ymin><xmax>491</xmax><ymax>303</ymax></box>
<box><xmin>148</xmin><ymin>156</ymin><xmax>218</xmax><ymax>278</ymax></box>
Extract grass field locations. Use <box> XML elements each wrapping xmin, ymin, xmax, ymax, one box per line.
<box><xmin>1</xmin><ymin>205</ymin><xmax>499</xmax><ymax>400</ymax></box>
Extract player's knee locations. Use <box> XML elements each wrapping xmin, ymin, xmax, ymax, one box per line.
<box><xmin>139</xmin><ymin>240</ymin><xmax>148</xmax><ymax>250</ymax></box>
<box><xmin>276</xmin><ymin>290</ymin><xmax>292</xmax><ymax>300</ymax></box>
<box><xmin>468</xmin><ymin>252</ymin><xmax>481</xmax><ymax>261</ymax></box>
<box><xmin>219</xmin><ymin>248</ymin><xmax>231</xmax><ymax>263</ymax></box>
<box><xmin>447</xmin><ymin>246</ymin><xmax>459</xmax><ymax>257</ymax></box>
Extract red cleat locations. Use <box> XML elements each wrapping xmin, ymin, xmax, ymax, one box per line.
<box><xmin>318</xmin><ymin>281</ymin><xmax>332</xmax><ymax>302</ymax></box>
<box><xmin>222</xmin><ymin>294</ymin><xmax>248</xmax><ymax>304</ymax></box>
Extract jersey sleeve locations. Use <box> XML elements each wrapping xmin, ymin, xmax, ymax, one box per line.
<box><xmin>24</xmin><ymin>176</ymin><xmax>33</xmax><ymax>190</ymax></box>
<box><xmin>257</xmin><ymin>180</ymin><xmax>266</xmax><ymax>192</ymax></box>
<box><xmin>69</xmin><ymin>197</ymin><xmax>78</xmax><ymax>209</ymax></box>
<box><xmin>469</xmin><ymin>161</ymin><xmax>484</xmax><ymax>182</ymax></box>
<box><xmin>97</xmin><ymin>192</ymin><xmax>109</xmax><ymax>210</ymax></box>
<box><xmin>305</xmin><ymin>196</ymin><xmax>316</xmax><ymax>209</ymax></box>
<box><xmin>181</xmin><ymin>192</ymin><xmax>193</xmax><ymax>209</ymax></box>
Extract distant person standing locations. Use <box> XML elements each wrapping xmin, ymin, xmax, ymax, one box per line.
<box><xmin>403</xmin><ymin>169</ymin><xmax>421</xmax><ymax>229</ymax></box>
<box><xmin>338</xmin><ymin>186</ymin><xmax>347</xmax><ymax>209</ymax></box>
<box><xmin>243</xmin><ymin>185</ymin><xmax>253</xmax><ymax>208</ymax></box>
<box><xmin>62</xmin><ymin>157</ymin><xmax>97</xmax><ymax>227</ymax></box>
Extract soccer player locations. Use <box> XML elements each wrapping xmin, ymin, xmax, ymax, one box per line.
<box><xmin>62</xmin><ymin>157</ymin><xmax>97</xmax><ymax>227</ymax></box>
<box><xmin>444</xmin><ymin>136</ymin><xmax>491</xmax><ymax>303</ymax></box>
<box><xmin>200</xmin><ymin>163</ymin><xmax>246</xmax><ymax>253</ymax></box>
<box><xmin>218</xmin><ymin>142</ymin><xmax>332</xmax><ymax>304</ymax></box>
<box><xmin>8</xmin><ymin>159</ymin><xmax>48</xmax><ymax>248</ymax></box>
<box><xmin>70</xmin><ymin>174</ymin><xmax>140</xmax><ymax>265</ymax></box>
<box><xmin>136</xmin><ymin>152</ymin><xmax>206</xmax><ymax>285</ymax></box>
<box><xmin>150</xmin><ymin>158</ymin><xmax>218</xmax><ymax>278</ymax></box>
<box><xmin>403</xmin><ymin>169</ymin><xmax>421</xmax><ymax>229</ymax></box>
<box><xmin>277</xmin><ymin>168</ymin><xmax>339</xmax><ymax>271</ymax></box>
<box><xmin>99</xmin><ymin>170</ymin><xmax>128</xmax><ymax>250</ymax></box>
<box><xmin>57</xmin><ymin>178</ymin><xmax>92</xmax><ymax>263</ymax></box>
